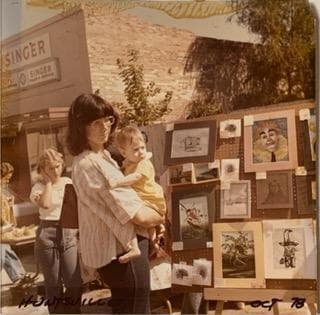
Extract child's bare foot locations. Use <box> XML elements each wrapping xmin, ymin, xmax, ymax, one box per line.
<box><xmin>118</xmin><ymin>247</ymin><xmax>141</xmax><ymax>264</ymax></box>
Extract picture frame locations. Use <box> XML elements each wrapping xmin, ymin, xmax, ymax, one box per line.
<box><xmin>168</xmin><ymin>163</ymin><xmax>193</xmax><ymax>186</ymax></box>
<box><xmin>296</xmin><ymin>174</ymin><xmax>316</xmax><ymax>214</ymax></box>
<box><xmin>262</xmin><ymin>219</ymin><xmax>316</xmax><ymax>279</ymax></box>
<box><xmin>172</xmin><ymin>183</ymin><xmax>216</xmax><ymax>250</ymax></box>
<box><xmin>193</xmin><ymin>161</ymin><xmax>220</xmax><ymax>183</ymax></box>
<box><xmin>213</xmin><ymin>221</ymin><xmax>265</xmax><ymax>288</ymax></box>
<box><xmin>256</xmin><ymin>171</ymin><xmax>293</xmax><ymax>209</ymax></box>
<box><xmin>244</xmin><ymin>110</ymin><xmax>298</xmax><ymax>172</ymax></box>
<box><xmin>301</xmin><ymin>109</ymin><xmax>316</xmax><ymax>170</ymax></box>
<box><xmin>220</xmin><ymin>180</ymin><xmax>251</xmax><ymax>219</ymax></box>
<box><xmin>220</xmin><ymin>159</ymin><xmax>240</xmax><ymax>181</ymax></box>
<box><xmin>164</xmin><ymin>120</ymin><xmax>217</xmax><ymax>165</ymax></box>
<box><xmin>219</xmin><ymin>119</ymin><xmax>241</xmax><ymax>138</ymax></box>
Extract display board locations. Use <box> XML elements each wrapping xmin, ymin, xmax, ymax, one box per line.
<box><xmin>141</xmin><ymin>99</ymin><xmax>316</xmax><ymax>294</ymax></box>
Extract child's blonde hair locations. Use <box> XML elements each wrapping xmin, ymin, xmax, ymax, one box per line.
<box><xmin>116</xmin><ymin>126</ymin><xmax>145</xmax><ymax>150</ymax></box>
<box><xmin>37</xmin><ymin>148</ymin><xmax>64</xmax><ymax>173</ymax></box>
<box><xmin>1</xmin><ymin>162</ymin><xmax>14</xmax><ymax>179</ymax></box>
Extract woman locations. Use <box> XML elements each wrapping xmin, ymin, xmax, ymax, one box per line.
<box><xmin>67</xmin><ymin>93</ymin><xmax>163</xmax><ymax>314</ymax></box>
<box><xmin>1</xmin><ymin>162</ymin><xmax>16</xmax><ymax>226</ymax></box>
<box><xmin>30</xmin><ymin>149</ymin><xmax>82</xmax><ymax>314</ymax></box>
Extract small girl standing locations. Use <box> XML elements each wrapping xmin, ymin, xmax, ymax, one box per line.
<box><xmin>30</xmin><ymin>149</ymin><xmax>82</xmax><ymax>314</ymax></box>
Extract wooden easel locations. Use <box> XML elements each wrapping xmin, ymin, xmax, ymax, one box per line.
<box><xmin>204</xmin><ymin>288</ymin><xmax>317</xmax><ymax>315</ymax></box>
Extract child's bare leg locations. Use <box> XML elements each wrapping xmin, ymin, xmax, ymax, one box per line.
<box><xmin>118</xmin><ymin>237</ymin><xmax>141</xmax><ymax>264</ymax></box>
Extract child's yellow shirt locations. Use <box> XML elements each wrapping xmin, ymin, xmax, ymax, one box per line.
<box><xmin>123</xmin><ymin>159</ymin><xmax>166</xmax><ymax>216</ymax></box>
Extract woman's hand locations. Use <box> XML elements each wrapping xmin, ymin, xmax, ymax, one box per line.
<box><xmin>40</xmin><ymin>169</ymin><xmax>52</xmax><ymax>184</ymax></box>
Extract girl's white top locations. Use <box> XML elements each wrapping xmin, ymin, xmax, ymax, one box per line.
<box><xmin>30</xmin><ymin>177</ymin><xmax>72</xmax><ymax>221</ymax></box>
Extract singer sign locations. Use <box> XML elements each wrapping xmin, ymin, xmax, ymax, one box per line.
<box><xmin>3</xmin><ymin>58</ymin><xmax>61</xmax><ymax>94</ymax></box>
<box><xmin>3</xmin><ymin>33</ymin><xmax>52</xmax><ymax>71</ymax></box>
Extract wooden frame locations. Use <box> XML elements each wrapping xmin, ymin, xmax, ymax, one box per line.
<box><xmin>168</xmin><ymin>163</ymin><xmax>193</xmax><ymax>186</ymax></box>
<box><xmin>172</xmin><ymin>183</ymin><xmax>216</xmax><ymax>250</ymax></box>
<box><xmin>262</xmin><ymin>219</ymin><xmax>316</xmax><ymax>279</ymax></box>
<box><xmin>204</xmin><ymin>288</ymin><xmax>317</xmax><ymax>315</ymax></box>
<box><xmin>244</xmin><ymin>110</ymin><xmax>298</xmax><ymax>172</ymax></box>
<box><xmin>220</xmin><ymin>180</ymin><xmax>251</xmax><ymax>219</ymax></box>
<box><xmin>164</xmin><ymin>120</ymin><xmax>217</xmax><ymax>165</ymax></box>
<box><xmin>296</xmin><ymin>174</ymin><xmax>316</xmax><ymax>214</ymax></box>
<box><xmin>301</xmin><ymin>109</ymin><xmax>316</xmax><ymax>170</ymax></box>
<box><xmin>213</xmin><ymin>222</ymin><xmax>265</xmax><ymax>288</ymax></box>
<box><xmin>193</xmin><ymin>162</ymin><xmax>220</xmax><ymax>183</ymax></box>
<box><xmin>256</xmin><ymin>171</ymin><xmax>293</xmax><ymax>209</ymax></box>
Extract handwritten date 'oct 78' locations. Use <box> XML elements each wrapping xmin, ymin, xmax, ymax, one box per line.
<box><xmin>250</xmin><ymin>297</ymin><xmax>306</xmax><ymax>311</ymax></box>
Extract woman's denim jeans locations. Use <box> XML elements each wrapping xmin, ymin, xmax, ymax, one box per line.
<box><xmin>98</xmin><ymin>235</ymin><xmax>150</xmax><ymax>314</ymax></box>
<box><xmin>35</xmin><ymin>223</ymin><xmax>82</xmax><ymax>314</ymax></box>
<box><xmin>0</xmin><ymin>243</ymin><xmax>26</xmax><ymax>282</ymax></box>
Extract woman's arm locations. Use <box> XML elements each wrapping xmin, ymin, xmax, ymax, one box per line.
<box><xmin>30</xmin><ymin>170</ymin><xmax>54</xmax><ymax>209</ymax></box>
<box><xmin>75</xmin><ymin>157</ymin><xmax>164</xmax><ymax>229</ymax></box>
<box><xmin>34</xmin><ymin>182</ymin><xmax>52</xmax><ymax>209</ymax></box>
<box><xmin>109</xmin><ymin>172</ymin><xmax>142</xmax><ymax>188</ymax></box>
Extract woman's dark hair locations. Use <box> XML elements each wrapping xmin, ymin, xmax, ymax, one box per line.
<box><xmin>67</xmin><ymin>93</ymin><xmax>119</xmax><ymax>156</ymax></box>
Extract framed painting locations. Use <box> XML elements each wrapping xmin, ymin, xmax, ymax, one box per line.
<box><xmin>172</xmin><ymin>183</ymin><xmax>216</xmax><ymax>250</ymax></box>
<box><xmin>168</xmin><ymin>163</ymin><xmax>193</xmax><ymax>186</ymax></box>
<box><xmin>164</xmin><ymin>120</ymin><xmax>217</xmax><ymax>165</ymax></box>
<box><xmin>193</xmin><ymin>161</ymin><xmax>220</xmax><ymax>183</ymax></box>
<box><xmin>244</xmin><ymin>110</ymin><xmax>298</xmax><ymax>172</ymax></box>
<box><xmin>220</xmin><ymin>180</ymin><xmax>251</xmax><ymax>219</ymax></box>
<box><xmin>262</xmin><ymin>219</ymin><xmax>316</xmax><ymax>279</ymax></box>
<box><xmin>213</xmin><ymin>222</ymin><xmax>265</xmax><ymax>288</ymax></box>
<box><xmin>301</xmin><ymin>109</ymin><xmax>316</xmax><ymax>170</ymax></box>
<box><xmin>296</xmin><ymin>174</ymin><xmax>316</xmax><ymax>214</ymax></box>
<box><xmin>256</xmin><ymin>171</ymin><xmax>293</xmax><ymax>209</ymax></box>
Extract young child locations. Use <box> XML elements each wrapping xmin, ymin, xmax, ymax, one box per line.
<box><xmin>113</xmin><ymin>126</ymin><xmax>166</xmax><ymax>263</ymax></box>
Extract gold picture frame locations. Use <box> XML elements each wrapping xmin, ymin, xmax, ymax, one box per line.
<box><xmin>244</xmin><ymin>110</ymin><xmax>298</xmax><ymax>172</ymax></box>
<box><xmin>213</xmin><ymin>221</ymin><xmax>265</xmax><ymax>288</ymax></box>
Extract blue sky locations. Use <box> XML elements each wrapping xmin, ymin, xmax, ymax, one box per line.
<box><xmin>1</xmin><ymin>0</ymin><xmax>59</xmax><ymax>40</ymax></box>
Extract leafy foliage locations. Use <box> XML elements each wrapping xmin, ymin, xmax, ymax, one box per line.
<box><xmin>115</xmin><ymin>49</ymin><xmax>172</xmax><ymax>126</ymax></box>
<box><xmin>185</xmin><ymin>98</ymin><xmax>222</xmax><ymax>119</ymax></box>
<box><xmin>184</xmin><ymin>0</ymin><xmax>315</xmax><ymax>114</ymax></box>
<box><xmin>229</xmin><ymin>0</ymin><xmax>315</xmax><ymax>101</ymax></box>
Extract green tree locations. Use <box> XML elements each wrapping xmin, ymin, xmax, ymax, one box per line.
<box><xmin>185</xmin><ymin>98</ymin><xmax>222</xmax><ymax>119</ymax></box>
<box><xmin>229</xmin><ymin>0</ymin><xmax>315</xmax><ymax>101</ymax></box>
<box><xmin>115</xmin><ymin>49</ymin><xmax>172</xmax><ymax>126</ymax></box>
<box><xmin>184</xmin><ymin>0</ymin><xmax>315</xmax><ymax>114</ymax></box>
